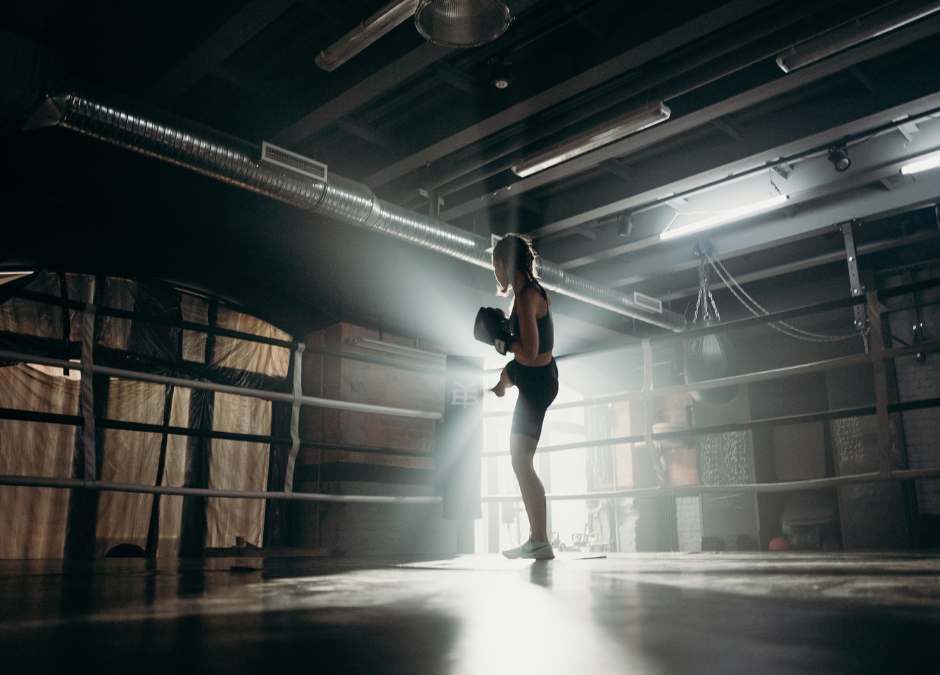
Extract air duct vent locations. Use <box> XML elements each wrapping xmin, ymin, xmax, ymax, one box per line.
<box><xmin>261</xmin><ymin>142</ymin><xmax>328</xmax><ymax>182</ymax></box>
<box><xmin>633</xmin><ymin>291</ymin><xmax>663</xmax><ymax>314</ymax></box>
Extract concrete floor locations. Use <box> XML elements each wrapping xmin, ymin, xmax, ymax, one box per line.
<box><xmin>1</xmin><ymin>552</ymin><xmax>938</xmax><ymax>674</ymax></box>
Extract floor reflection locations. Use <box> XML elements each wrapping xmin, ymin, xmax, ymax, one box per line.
<box><xmin>0</xmin><ymin>554</ymin><xmax>938</xmax><ymax>674</ymax></box>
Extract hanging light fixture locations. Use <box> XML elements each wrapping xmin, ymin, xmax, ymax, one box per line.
<box><xmin>415</xmin><ymin>0</ymin><xmax>512</xmax><ymax>48</ymax></box>
<box><xmin>512</xmin><ymin>102</ymin><xmax>671</xmax><ymax>178</ymax></box>
<box><xmin>775</xmin><ymin>0</ymin><xmax>940</xmax><ymax>73</ymax></box>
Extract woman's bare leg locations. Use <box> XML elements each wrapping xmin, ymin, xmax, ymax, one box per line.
<box><xmin>510</xmin><ymin>433</ymin><xmax>548</xmax><ymax>542</ymax></box>
<box><xmin>491</xmin><ymin>367</ymin><xmax>514</xmax><ymax>397</ymax></box>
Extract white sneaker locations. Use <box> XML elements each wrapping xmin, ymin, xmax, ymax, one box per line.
<box><xmin>502</xmin><ymin>538</ymin><xmax>555</xmax><ymax>560</ymax></box>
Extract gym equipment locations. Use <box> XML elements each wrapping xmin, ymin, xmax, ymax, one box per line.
<box><xmin>473</xmin><ymin>307</ymin><xmax>514</xmax><ymax>355</ymax></box>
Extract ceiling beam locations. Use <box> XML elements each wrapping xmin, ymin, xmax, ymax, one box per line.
<box><xmin>849</xmin><ymin>65</ymin><xmax>877</xmax><ymax>93</ymax></box>
<box><xmin>593</xmin><ymin>166</ymin><xmax>940</xmax><ymax>293</ymax></box>
<box><xmin>507</xmin><ymin>194</ymin><xmax>542</xmax><ymax>214</ymax></box>
<box><xmin>573</xmin><ymin>123</ymin><xmax>940</xmax><ymax>283</ymax></box>
<box><xmin>297</xmin><ymin>0</ymin><xmax>361</xmax><ymax>27</ymax></box>
<box><xmin>212</xmin><ymin>64</ymin><xmax>291</xmax><ymax>103</ymax></box>
<box><xmin>599</xmin><ymin>158</ymin><xmax>635</xmax><ymax>181</ymax></box>
<box><xmin>711</xmin><ymin>116</ymin><xmax>744</xmax><ymax>141</ymax></box>
<box><xmin>557</xmin><ymin>0</ymin><xmax>604</xmax><ymax>38</ymax></box>
<box><xmin>332</xmin><ymin>116</ymin><xmax>402</xmax><ymax>151</ymax></box>
<box><xmin>362</xmin><ymin>0</ymin><xmax>780</xmax><ymax>189</ymax></box>
<box><xmin>537</xmin><ymin>86</ymin><xmax>940</xmax><ymax>269</ymax></box>
<box><xmin>428</xmin><ymin>62</ymin><xmax>483</xmax><ymax>97</ymax></box>
<box><xmin>438</xmin><ymin>12</ymin><xmax>940</xmax><ymax>225</ymax></box>
<box><xmin>145</xmin><ymin>0</ymin><xmax>297</xmax><ymax>106</ymax></box>
<box><xmin>657</xmin><ymin>230</ymin><xmax>939</xmax><ymax>302</ymax></box>
<box><xmin>271</xmin><ymin>41</ymin><xmax>454</xmax><ymax>146</ymax></box>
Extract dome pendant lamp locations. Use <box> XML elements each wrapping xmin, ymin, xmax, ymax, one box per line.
<box><xmin>415</xmin><ymin>0</ymin><xmax>512</xmax><ymax>48</ymax></box>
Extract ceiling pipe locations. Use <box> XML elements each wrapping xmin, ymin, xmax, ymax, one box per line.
<box><xmin>23</xmin><ymin>90</ymin><xmax>687</xmax><ymax>332</ymax></box>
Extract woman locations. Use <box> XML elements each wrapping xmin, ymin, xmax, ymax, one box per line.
<box><xmin>490</xmin><ymin>234</ymin><xmax>559</xmax><ymax>560</ymax></box>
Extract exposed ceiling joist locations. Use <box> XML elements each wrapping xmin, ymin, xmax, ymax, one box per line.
<box><xmin>562</xmin><ymin>117</ymin><xmax>940</xmax><ymax>286</ymax></box>
<box><xmin>212</xmin><ymin>64</ymin><xmax>290</xmax><ymax>103</ymax></box>
<box><xmin>145</xmin><ymin>0</ymin><xmax>296</xmax><ymax>106</ymax></box>
<box><xmin>557</xmin><ymin>0</ymin><xmax>604</xmax><ymax>38</ymax></box>
<box><xmin>849</xmin><ymin>65</ymin><xmax>877</xmax><ymax>93</ymax></box>
<box><xmin>465</xmin><ymin>13</ymin><xmax>940</xmax><ymax>233</ymax></box>
<box><xmin>538</xmin><ymin>88</ymin><xmax>940</xmax><ymax>269</ymax></box>
<box><xmin>599</xmin><ymin>158</ymin><xmax>635</xmax><ymax>181</ymax></box>
<box><xmin>362</xmin><ymin>0</ymin><xmax>780</xmax><ymax>189</ymax></box>
<box><xmin>428</xmin><ymin>62</ymin><xmax>483</xmax><ymax>97</ymax></box>
<box><xmin>595</xmin><ymin>169</ymin><xmax>940</xmax><ymax>293</ymax></box>
<box><xmin>272</xmin><ymin>41</ymin><xmax>453</xmax><ymax>146</ymax></box>
<box><xmin>711</xmin><ymin>116</ymin><xmax>744</xmax><ymax>141</ymax></box>
<box><xmin>333</xmin><ymin>116</ymin><xmax>402</xmax><ymax>151</ymax></box>
<box><xmin>507</xmin><ymin>194</ymin><xmax>541</xmax><ymax>214</ymax></box>
<box><xmin>297</xmin><ymin>0</ymin><xmax>361</xmax><ymax>25</ymax></box>
<box><xmin>658</xmin><ymin>229</ymin><xmax>939</xmax><ymax>302</ymax></box>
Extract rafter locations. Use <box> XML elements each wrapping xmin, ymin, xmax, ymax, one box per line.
<box><xmin>362</xmin><ymin>0</ymin><xmax>779</xmax><ymax>189</ymax></box>
<box><xmin>145</xmin><ymin>0</ymin><xmax>297</xmax><ymax>106</ymax></box>
<box><xmin>537</xmin><ymin>88</ymin><xmax>940</xmax><ymax>272</ymax></box>
<box><xmin>597</xmin><ymin>170</ymin><xmax>940</xmax><ymax>294</ymax></box>
<box><xmin>272</xmin><ymin>42</ymin><xmax>453</xmax><ymax>146</ymax></box>
<box><xmin>438</xmin><ymin>13</ymin><xmax>940</xmax><ymax>228</ymax></box>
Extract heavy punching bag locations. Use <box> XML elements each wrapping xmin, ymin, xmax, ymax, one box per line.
<box><xmin>683</xmin><ymin>331</ymin><xmax>739</xmax><ymax>405</ymax></box>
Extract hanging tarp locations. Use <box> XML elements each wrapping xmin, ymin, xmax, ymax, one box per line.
<box><xmin>0</xmin><ymin>273</ymin><xmax>291</xmax><ymax>558</ymax></box>
<box><xmin>0</xmin><ymin>364</ymin><xmax>78</xmax><ymax>558</ymax></box>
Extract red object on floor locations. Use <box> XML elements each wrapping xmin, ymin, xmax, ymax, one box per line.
<box><xmin>769</xmin><ymin>537</ymin><xmax>790</xmax><ymax>551</ymax></box>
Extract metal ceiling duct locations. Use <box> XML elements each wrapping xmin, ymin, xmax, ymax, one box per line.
<box><xmin>414</xmin><ymin>0</ymin><xmax>512</xmax><ymax>48</ymax></box>
<box><xmin>23</xmin><ymin>90</ymin><xmax>686</xmax><ymax>332</ymax></box>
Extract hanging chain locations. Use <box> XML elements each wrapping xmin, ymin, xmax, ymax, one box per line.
<box><xmin>693</xmin><ymin>253</ymin><xmax>720</xmax><ymax>325</ymax></box>
<box><xmin>705</xmin><ymin>251</ymin><xmax>868</xmax><ymax>345</ymax></box>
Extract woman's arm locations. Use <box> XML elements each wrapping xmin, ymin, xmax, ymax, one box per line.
<box><xmin>510</xmin><ymin>288</ymin><xmax>541</xmax><ymax>364</ymax></box>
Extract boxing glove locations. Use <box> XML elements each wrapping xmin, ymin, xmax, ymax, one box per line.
<box><xmin>473</xmin><ymin>307</ymin><xmax>514</xmax><ymax>355</ymax></box>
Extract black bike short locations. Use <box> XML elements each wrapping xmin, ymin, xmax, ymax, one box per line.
<box><xmin>505</xmin><ymin>358</ymin><xmax>559</xmax><ymax>441</ymax></box>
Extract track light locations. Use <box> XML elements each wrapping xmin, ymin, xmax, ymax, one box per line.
<box><xmin>660</xmin><ymin>195</ymin><xmax>789</xmax><ymax>241</ymax></box>
<box><xmin>776</xmin><ymin>0</ymin><xmax>940</xmax><ymax>73</ymax></box>
<box><xmin>512</xmin><ymin>102</ymin><xmax>670</xmax><ymax>178</ymax></box>
<box><xmin>901</xmin><ymin>151</ymin><xmax>940</xmax><ymax>175</ymax></box>
<box><xmin>828</xmin><ymin>148</ymin><xmax>851</xmax><ymax>172</ymax></box>
<box><xmin>316</xmin><ymin>1</ymin><xmax>419</xmax><ymax>72</ymax></box>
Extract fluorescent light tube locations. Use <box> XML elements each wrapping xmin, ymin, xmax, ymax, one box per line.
<box><xmin>900</xmin><ymin>151</ymin><xmax>940</xmax><ymax>175</ymax></box>
<box><xmin>660</xmin><ymin>195</ymin><xmax>789</xmax><ymax>241</ymax></box>
<box><xmin>776</xmin><ymin>0</ymin><xmax>940</xmax><ymax>73</ymax></box>
<box><xmin>512</xmin><ymin>102</ymin><xmax>670</xmax><ymax>178</ymax></box>
<box><xmin>316</xmin><ymin>0</ymin><xmax>419</xmax><ymax>72</ymax></box>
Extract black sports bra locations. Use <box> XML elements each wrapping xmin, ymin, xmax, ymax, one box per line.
<box><xmin>509</xmin><ymin>281</ymin><xmax>554</xmax><ymax>354</ymax></box>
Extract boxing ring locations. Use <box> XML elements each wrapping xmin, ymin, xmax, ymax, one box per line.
<box><xmin>0</xmin><ymin>282</ymin><xmax>443</xmax><ymax>506</ymax></box>
<box><xmin>479</xmin><ymin>273</ymin><xmax>940</xmax><ymax>554</ymax></box>
<box><xmin>1</xmin><ymin>273</ymin><xmax>939</xmax><ymax>553</ymax></box>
